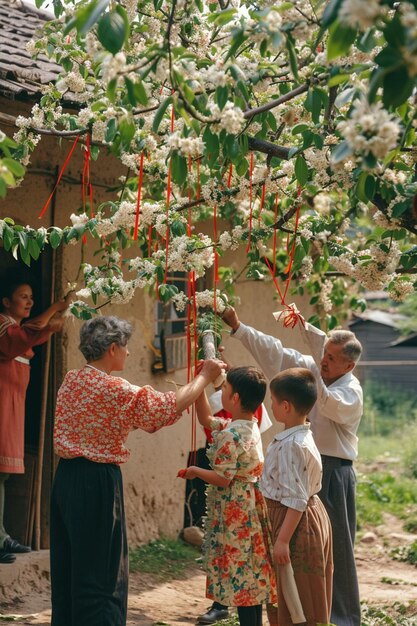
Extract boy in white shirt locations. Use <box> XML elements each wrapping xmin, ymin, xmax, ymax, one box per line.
<box><xmin>261</xmin><ymin>368</ymin><xmax>333</xmax><ymax>626</ymax></box>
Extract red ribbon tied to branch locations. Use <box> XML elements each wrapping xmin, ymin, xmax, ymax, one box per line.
<box><xmin>274</xmin><ymin>303</ymin><xmax>306</xmax><ymax>329</ymax></box>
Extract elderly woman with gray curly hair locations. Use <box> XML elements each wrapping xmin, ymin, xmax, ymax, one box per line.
<box><xmin>50</xmin><ymin>315</ymin><xmax>224</xmax><ymax>626</ymax></box>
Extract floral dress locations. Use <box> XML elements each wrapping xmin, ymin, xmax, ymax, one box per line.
<box><xmin>203</xmin><ymin>417</ymin><xmax>277</xmax><ymax>607</ymax></box>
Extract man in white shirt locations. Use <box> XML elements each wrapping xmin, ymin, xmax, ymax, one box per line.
<box><xmin>222</xmin><ymin>307</ymin><xmax>363</xmax><ymax>626</ymax></box>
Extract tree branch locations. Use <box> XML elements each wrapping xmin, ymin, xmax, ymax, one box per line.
<box><xmin>248</xmin><ymin>136</ymin><xmax>290</xmax><ymax>159</ymax></box>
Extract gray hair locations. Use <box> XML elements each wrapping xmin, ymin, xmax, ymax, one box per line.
<box><xmin>79</xmin><ymin>316</ymin><xmax>133</xmax><ymax>361</ymax></box>
<box><xmin>327</xmin><ymin>329</ymin><xmax>362</xmax><ymax>363</ymax></box>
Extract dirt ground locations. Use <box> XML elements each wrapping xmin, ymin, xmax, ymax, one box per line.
<box><xmin>1</xmin><ymin>512</ymin><xmax>416</xmax><ymax>626</ymax></box>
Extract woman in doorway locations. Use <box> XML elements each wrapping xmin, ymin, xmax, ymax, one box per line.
<box><xmin>0</xmin><ymin>271</ymin><xmax>67</xmax><ymax>564</ymax></box>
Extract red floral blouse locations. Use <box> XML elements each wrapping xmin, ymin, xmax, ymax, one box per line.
<box><xmin>54</xmin><ymin>365</ymin><xmax>178</xmax><ymax>464</ymax></box>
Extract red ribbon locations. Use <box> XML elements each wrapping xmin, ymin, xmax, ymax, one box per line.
<box><xmin>133</xmin><ymin>152</ymin><xmax>144</xmax><ymax>240</ymax></box>
<box><xmin>227</xmin><ymin>163</ymin><xmax>233</xmax><ymax>188</ymax></box>
<box><xmin>267</xmin><ymin>189</ymin><xmax>302</xmax><ymax>305</ymax></box>
<box><xmin>213</xmin><ymin>205</ymin><xmax>219</xmax><ymax>315</ymax></box>
<box><xmin>246</xmin><ymin>152</ymin><xmax>254</xmax><ymax>253</ymax></box>
<box><xmin>272</xmin><ymin>192</ymin><xmax>279</xmax><ymax>277</ymax></box>
<box><xmin>39</xmin><ymin>135</ymin><xmax>80</xmax><ymax>218</ymax></box>
<box><xmin>276</xmin><ymin>303</ymin><xmax>306</xmax><ymax>329</ymax></box>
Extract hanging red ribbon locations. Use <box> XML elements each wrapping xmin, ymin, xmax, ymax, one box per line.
<box><xmin>227</xmin><ymin>163</ymin><xmax>233</xmax><ymax>188</ymax></box>
<box><xmin>213</xmin><ymin>205</ymin><xmax>219</xmax><ymax>315</ymax></box>
<box><xmin>266</xmin><ymin>189</ymin><xmax>302</xmax><ymax>306</ymax></box>
<box><xmin>246</xmin><ymin>152</ymin><xmax>254</xmax><ymax>253</ymax></box>
<box><xmin>272</xmin><ymin>192</ymin><xmax>279</xmax><ymax>277</ymax></box>
<box><xmin>39</xmin><ymin>135</ymin><xmax>80</xmax><ymax>219</ymax></box>
<box><xmin>191</xmin><ymin>270</ymin><xmax>198</xmax><ymax>465</ymax></box>
<box><xmin>133</xmin><ymin>152</ymin><xmax>144</xmax><ymax>240</ymax></box>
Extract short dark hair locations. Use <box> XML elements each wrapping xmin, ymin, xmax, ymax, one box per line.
<box><xmin>226</xmin><ymin>366</ymin><xmax>267</xmax><ymax>413</ymax></box>
<box><xmin>79</xmin><ymin>316</ymin><xmax>133</xmax><ymax>361</ymax></box>
<box><xmin>270</xmin><ymin>368</ymin><xmax>317</xmax><ymax>415</ymax></box>
<box><xmin>0</xmin><ymin>269</ymin><xmax>33</xmax><ymax>311</ymax></box>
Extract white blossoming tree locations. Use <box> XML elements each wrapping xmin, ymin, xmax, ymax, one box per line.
<box><xmin>1</xmin><ymin>0</ymin><xmax>417</xmax><ymax>330</ymax></box>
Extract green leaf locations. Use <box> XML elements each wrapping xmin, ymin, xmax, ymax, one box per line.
<box><xmin>152</xmin><ymin>97</ymin><xmax>173</xmax><ymax>133</ymax></box>
<box><xmin>202</xmin><ymin>126</ymin><xmax>219</xmax><ymax>162</ymax></box>
<box><xmin>28</xmin><ymin>238</ymin><xmax>41</xmax><ymax>260</ymax></box>
<box><xmin>171</xmin><ymin>153</ymin><xmax>187</xmax><ymax>186</ymax></box>
<box><xmin>207</xmin><ymin>8</ymin><xmax>237</xmax><ymax>26</ymax></box>
<box><xmin>215</xmin><ymin>85</ymin><xmax>229</xmax><ymax>111</ymax></box>
<box><xmin>106</xmin><ymin>77</ymin><xmax>117</xmax><ymax>103</ymax></box>
<box><xmin>2</xmin><ymin>158</ymin><xmax>25</xmax><ymax>178</ymax></box>
<box><xmin>17</xmin><ymin>230</ymin><xmax>28</xmax><ymax>251</ymax></box>
<box><xmin>356</xmin><ymin>172</ymin><xmax>376</xmax><ymax>202</ymax></box>
<box><xmin>49</xmin><ymin>228</ymin><xmax>63</xmax><ymax>249</ymax></box>
<box><xmin>327</xmin><ymin>21</ymin><xmax>357</xmax><ymax>61</ymax></box>
<box><xmin>286</xmin><ymin>36</ymin><xmax>299</xmax><ymax>81</ymax></box>
<box><xmin>118</xmin><ymin>117</ymin><xmax>136</xmax><ymax>150</ymax></box>
<box><xmin>225</xmin><ymin>29</ymin><xmax>246</xmax><ymax>61</ymax></box>
<box><xmin>97</xmin><ymin>7</ymin><xmax>129</xmax><ymax>55</ymax></box>
<box><xmin>76</xmin><ymin>0</ymin><xmax>110</xmax><ymax>35</ymax></box>
<box><xmin>294</xmin><ymin>155</ymin><xmax>309</xmax><ymax>185</ymax></box>
<box><xmin>374</xmin><ymin>46</ymin><xmax>403</xmax><ymax>69</ymax></box>
<box><xmin>105</xmin><ymin>118</ymin><xmax>118</xmax><ymax>143</ymax></box>
<box><xmin>328</xmin><ymin>73</ymin><xmax>350</xmax><ymax>87</ymax></box>
<box><xmin>382</xmin><ymin>66</ymin><xmax>414</xmax><ymax>108</ymax></box>
<box><xmin>321</xmin><ymin>0</ymin><xmax>343</xmax><ymax>28</ymax></box>
<box><xmin>134</xmin><ymin>79</ymin><xmax>148</xmax><ymax>106</ymax></box>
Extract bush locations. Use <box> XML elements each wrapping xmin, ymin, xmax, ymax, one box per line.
<box><xmin>360</xmin><ymin>380</ymin><xmax>417</xmax><ymax>438</ymax></box>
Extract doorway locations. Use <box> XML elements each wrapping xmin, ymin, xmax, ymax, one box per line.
<box><xmin>0</xmin><ymin>246</ymin><xmax>55</xmax><ymax>548</ymax></box>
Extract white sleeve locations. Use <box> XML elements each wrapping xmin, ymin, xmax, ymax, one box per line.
<box><xmin>259</xmin><ymin>404</ymin><xmax>272</xmax><ymax>434</ymax></box>
<box><xmin>317</xmin><ymin>380</ymin><xmax>363</xmax><ymax>425</ymax></box>
<box><xmin>232</xmin><ymin>323</ymin><xmax>315</xmax><ymax>380</ymax></box>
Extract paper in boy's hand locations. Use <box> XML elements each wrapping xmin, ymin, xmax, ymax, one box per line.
<box><xmin>177</xmin><ymin>468</ymin><xmax>187</xmax><ymax>479</ymax></box>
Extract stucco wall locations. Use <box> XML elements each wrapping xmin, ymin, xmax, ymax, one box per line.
<box><xmin>1</xmin><ymin>103</ymin><xmax>314</xmax><ymax>545</ymax></box>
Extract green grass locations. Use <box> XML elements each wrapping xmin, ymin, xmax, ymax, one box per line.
<box><xmin>129</xmin><ymin>537</ymin><xmax>200</xmax><ymax>580</ymax></box>
<box><xmin>361</xmin><ymin>603</ymin><xmax>417</xmax><ymax>625</ymax></box>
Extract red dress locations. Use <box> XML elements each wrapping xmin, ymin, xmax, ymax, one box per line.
<box><xmin>0</xmin><ymin>314</ymin><xmax>50</xmax><ymax>474</ymax></box>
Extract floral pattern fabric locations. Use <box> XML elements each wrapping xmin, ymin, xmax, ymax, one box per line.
<box><xmin>203</xmin><ymin>418</ymin><xmax>277</xmax><ymax>607</ymax></box>
<box><xmin>54</xmin><ymin>366</ymin><xmax>178</xmax><ymax>464</ymax></box>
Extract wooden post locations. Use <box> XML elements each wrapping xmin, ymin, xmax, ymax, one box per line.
<box><xmin>33</xmin><ymin>166</ymin><xmax>58</xmax><ymax>550</ymax></box>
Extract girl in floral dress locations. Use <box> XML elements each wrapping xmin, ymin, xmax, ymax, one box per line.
<box><xmin>180</xmin><ymin>366</ymin><xmax>277</xmax><ymax>626</ymax></box>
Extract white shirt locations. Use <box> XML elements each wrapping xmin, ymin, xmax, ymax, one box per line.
<box><xmin>260</xmin><ymin>424</ymin><xmax>322</xmax><ymax>511</ymax></box>
<box><xmin>232</xmin><ymin>323</ymin><xmax>363</xmax><ymax>460</ymax></box>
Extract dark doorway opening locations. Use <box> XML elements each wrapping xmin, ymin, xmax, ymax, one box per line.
<box><xmin>0</xmin><ymin>246</ymin><xmax>54</xmax><ymax>548</ymax></box>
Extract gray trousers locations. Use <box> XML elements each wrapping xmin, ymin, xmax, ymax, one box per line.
<box><xmin>319</xmin><ymin>456</ymin><xmax>361</xmax><ymax>626</ymax></box>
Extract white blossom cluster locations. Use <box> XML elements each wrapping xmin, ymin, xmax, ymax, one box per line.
<box><xmin>388</xmin><ymin>278</ymin><xmax>415</xmax><ymax>302</ymax></box>
<box><xmin>194</xmin><ymin>289</ymin><xmax>227</xmax><ymax>313</ymax></box>
<box><xmin>339</xmin><ymin>0</ymin><xmax>382</xmax><ymax>30</ymax></box>
<box><xmin>168</xmin><ymin>132</ymin><xmax>205</xmax><ymax>157</ymax></box>
<box><xmin>336</xmin><ymin>99</ymin><xmax>401</xmax><ymax>164</ymax></box>
<box><xmin>212</xmin><ymin>102</ymin><xmax>245</xmax><ymax>135</ymax></box>
<box><xmin>329</xmin><ymin>240</ymin><xmax>402</xmax><ymax>290</ymax></box>
<box><xmin>160</xmin><ymin>234</ymin><xmax>215</xmax><ymax>277</ymax></box>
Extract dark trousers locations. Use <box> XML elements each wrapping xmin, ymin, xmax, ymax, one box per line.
<box><xmin>319</xmin><ymin>456</ymin><xmax>361</xmax><ymax>626</ymax></box>
<box><xmin>50</xmin><ymin>458</ymin><xmax>128</xmax><ymax>626</ymax></box>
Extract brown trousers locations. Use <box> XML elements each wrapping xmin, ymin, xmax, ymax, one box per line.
<box><xmin>265</xmin><ymin>496</ymin><xmax>333</xmax><ymax>626</ymax></box>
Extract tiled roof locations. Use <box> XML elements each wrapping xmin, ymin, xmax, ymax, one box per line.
<box><xmin>0</xmin><ymin>0</ymin><xmax>61</xmax><ymax>100</ymax></box>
